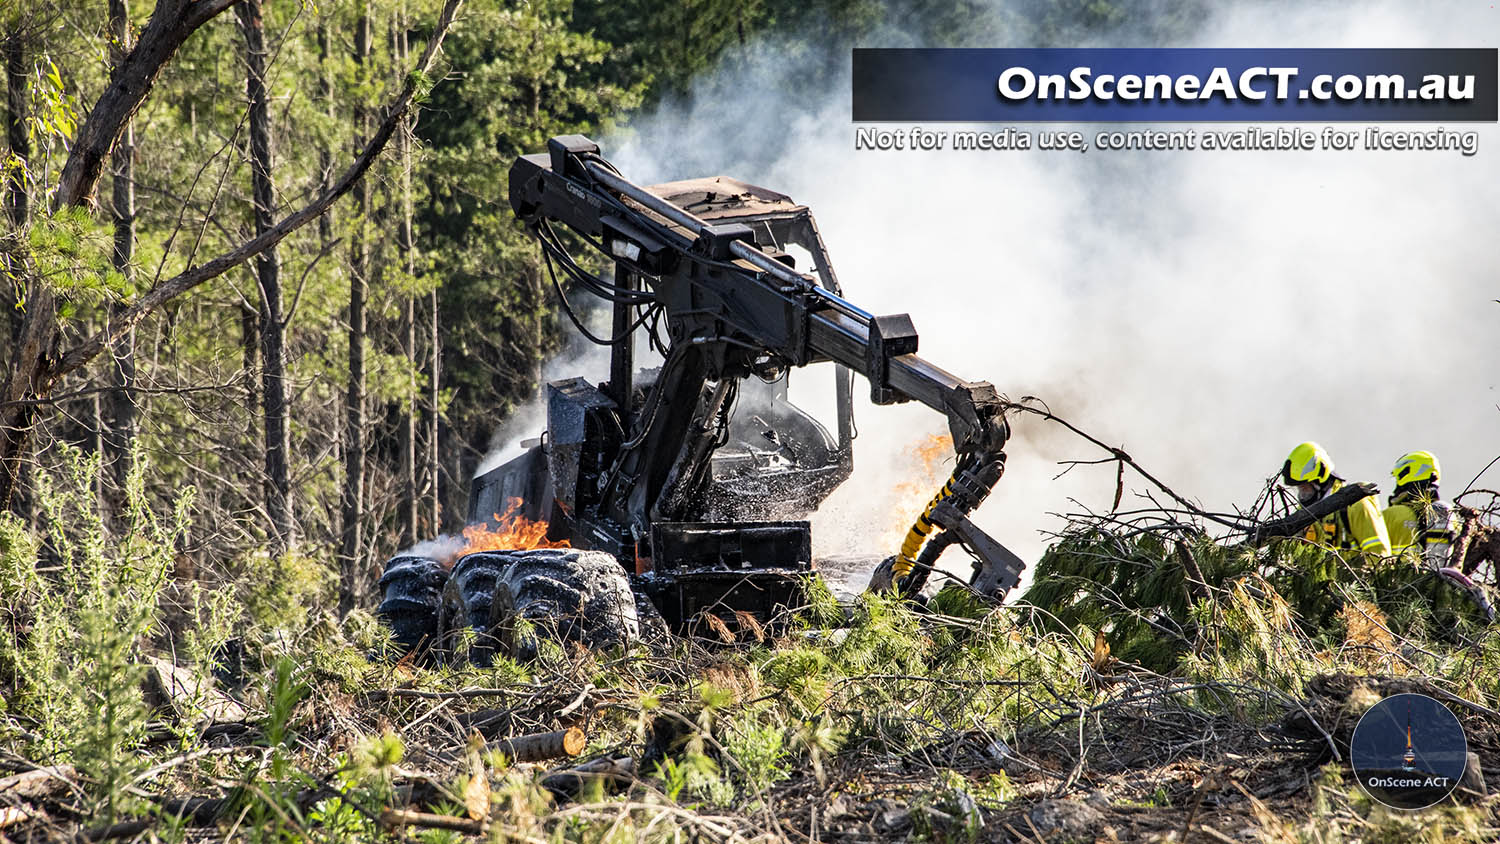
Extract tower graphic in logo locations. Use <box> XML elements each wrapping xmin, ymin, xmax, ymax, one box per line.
<box><xmin>1401</xmin><ymin>702</ymin><xmax>1417</xmax><ymax>772</ymax></box>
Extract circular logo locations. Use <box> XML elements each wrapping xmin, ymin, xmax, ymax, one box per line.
<box><xmin>1350</xmin><ymin>693</ymin><xmax>1467</xmax><ymax>810</ymax></box>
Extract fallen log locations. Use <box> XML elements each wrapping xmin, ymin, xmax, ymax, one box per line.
<box><xmin>489</xmin><ymin>728</ymin><xmax>585</xmax><ymax>763</ymax></box>
<box><xmin>380</xmin><ymin>808</ymin><xmax>487</xmax><ymax>835</ymax></box>
<box><xmin>143</xmin><ymin>656</ymin><xmax>248</xmax><ymax>725</ymax></box>
<box><xmin>0</xmin><ymin>765</ymin><xmax>76</xmax><ymax>799</ymax></box>
<box><xmin>540</xmin><ymin>756</ymin><xmax>635</xmax><ymax>800</ymax></box>
<box><xmin>83</xmin><ymin>819</ymin><xmax>153</xmax><ymax>841</ymax></box>
<box><xmin>155</xmin><ymin>795</ymin><xmax>227</xmax><ymax>825</ymax></box>
<box><xmin>454</xmin><ymin>707</ymin><xmax>516</xmax><ymax>739</ymax></box>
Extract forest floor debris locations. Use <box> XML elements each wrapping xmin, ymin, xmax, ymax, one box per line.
<box><xmin>4</xmin><ymin>450</ymin><xmax>1500</xmax><ymax>842</ymax></box>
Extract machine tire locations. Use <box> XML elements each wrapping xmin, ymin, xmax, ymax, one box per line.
<box><xmin>438</xmin><ymin>552</ymin><xmax>508</xmax><ymax>666</ymax></box>
<box><xmin>376</xmin><ymin>554</ymin><xmax>448</xmax><ymax>659</ymax></box>
<box><xmin>488</xmin><ymin>549</ymin><xmax>641</xmax><ymax>661</ymax></box>
<box><xmin>632</xmin><ymin>590</ymin><xmax>673</xmax><ymax>655</ymax></box>
<box><xmin>441</xmin><ymin>549</ymin><xmax>641</xmax><ymax>663</ymax></box>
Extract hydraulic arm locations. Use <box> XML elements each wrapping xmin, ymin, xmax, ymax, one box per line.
<box><xmin>507</xmin><ymin>135</ymin><xmax>1023</xmax><ymax>598</ymax></box>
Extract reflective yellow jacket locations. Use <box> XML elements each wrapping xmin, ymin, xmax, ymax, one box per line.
<box><xmin>1302</xmin><ymin>480</ymin><xmax>1392</xmax><ymax>555</ymax></box>
<box><xmin>1383</xmin><ymin>492</ymin><xmax>1456</xmax><ymax>568</ymax></box>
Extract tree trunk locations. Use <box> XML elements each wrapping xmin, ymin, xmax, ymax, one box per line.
<box><xmin>105</xmin><ymin>0</ymin><xmax>139</xmax><ymax>491</ymax></box>
<box><xmin>3</xmin><ymin>38</ymin><xmax>27</xmax><ymax>240</ymax></box>
<box><xmin>4</xmin><ymin>35</ymin><xmax>29</xmax><ymax>330</ymax></box>
<box><xmin>339</xmin><ymin>7</ymin><xmax>373</xmax><ymax>612</ymax></box>
<box><xmin>0</xmin><ymin>26</ymin><xmax>48</xmax><ymax>513</ymax></box>
<box><xmin>240</xmin><ymin>303</ymin><xmax>257</xmax><ymax>420</ymax></box>
<box><xmin>394</xmin><ymin>11</ymin><xmax>418</xmax><ymax>546</ymax></box>
<box><xmin>238</xmin><ymin>0</ymin><xmax>292</xmax><ymax>551</ymax></box>
<box><xmin>3</xmin><ymin>35</ymin><xmax>31</xmax><ymax>520</ymax></box>
<box><xmin>429</xmin><ymin>283</ymin><xmax>440</xmax><ymax>533</ymax></box>
<box><xmin>316</xmin><ymin>21</ymin><xmax>334</xmax><ymax>246</ymax></box>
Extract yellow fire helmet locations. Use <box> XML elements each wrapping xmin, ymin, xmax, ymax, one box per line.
<box><xmin>1282</xmin><ymin>441</ymin><xmax>1334</xmax><ymax>485</ymax></box>
<box><xmin>1392</xmin><ymin>450</ymin><xmax>1440</xmax><ymax>486</ymax></box>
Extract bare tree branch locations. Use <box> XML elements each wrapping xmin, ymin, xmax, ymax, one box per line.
<box><xmin>54</xmin><ymin>0</ymin><xmax>247</xmax><ymax>210</ymax></box>
<box><xmin>49</xmin><ymin>0</ymin><xmax>465</xmax><ymax>387</ymax></box>
<box><xmin>1005</xmin><ymin>396</ymin><xmax>1250</xmax><ymax>532</ymax></box>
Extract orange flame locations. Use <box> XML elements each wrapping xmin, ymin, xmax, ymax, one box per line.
<box><xmin>892</xmin><ymin>432</ymin><xmax>954</xmax><ymax>499</ymax></box>
<box><xmin>872</xmin><ymin>432</ymin><xmax>955</xmax><ymax>550</ymax></box>
<box><xmin>459</xmin><ymin>496</ymin><xmax>571</xmax><ymax>557</ymax></box>
<box><xmin>909</xmin><ymin>432</ymin><xmax>953</xmax><ymax>474</ymax></box>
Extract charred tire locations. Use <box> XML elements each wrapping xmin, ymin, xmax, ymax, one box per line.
<box><xmin>483</xmin><ymin>549</ymin><xmax>641</xmax><ymax>662</ymax></box>
<box><xmin>632</xmin><ymin>590</ymin><xmax>673</xmax><ymax>655</ymax></box>
<box><xmin>376</xmin><ymin>555</ymin><xmax>448</xmax><ymax>658</ymax></box>
<box><xmin>438</xmin><ymin>552</ymin><xmax>508</xmax><ymax>666</ymax></box>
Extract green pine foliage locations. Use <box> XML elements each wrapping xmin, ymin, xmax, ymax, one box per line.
<box><xmin>1022</xmin><ymin>526</ymin><xmax>1496</xmax><ymax>676</ymax></box>
<box><xmin>0</xmin><ymin>445</ymin><xmax>190</xmax><ymax>820</ymax></box>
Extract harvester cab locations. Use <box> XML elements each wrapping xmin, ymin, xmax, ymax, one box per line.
<box><xmin>379</xmin><ymin>135</ymin><xmax>1026</xmax><ymax>662</ymax></box>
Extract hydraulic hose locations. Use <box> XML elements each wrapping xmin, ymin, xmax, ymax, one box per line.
<box><xmin>893</xmin><ymin>472</ymin><xmax>962</xmax><ymax>581</ymax></box>
<box><xmin>892</xmin><ymin>453</ymin><xmax>1006</xmax><ymax>590</ymax></box>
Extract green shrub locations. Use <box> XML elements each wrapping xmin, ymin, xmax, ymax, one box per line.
<box><xmin>0</xmin><ymin>445</ymin><xmax>191</xmax><ymax>821</ymax></box>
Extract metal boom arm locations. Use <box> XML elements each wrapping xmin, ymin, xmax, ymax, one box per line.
<box><xmin>508</xmin><ymin>135</ymin><xmax>1022</xmax><ymax>597</ymax></box>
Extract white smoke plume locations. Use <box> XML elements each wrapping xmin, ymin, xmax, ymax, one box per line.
<box><xmin>603</xmin><ymin>0</ymin><xmax>1500</xmax><ymax>583</ymax></box>
<box><xmin>473</xmin><ymin>322</ymin><xmax>617</xmax><ymax>477</ymax></box>
<box><xmin>400</xmin><ymin>533</ymin><xmax>469</xmax><ymax>567</ymax></box>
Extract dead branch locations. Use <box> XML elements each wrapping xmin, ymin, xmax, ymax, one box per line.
<box><xmin>364</xmin><ymin>685</ymin><xmax>542</xmax><ymax>702</ymax></box>
<box><xmin>556</xmin><ymin>683</ymin><xmax>594</xmax><ymax>718</ymax></box>
<box><xmin>380</xmin><ymin>808</ymin><xmax>486</xmax><ymax>835</ymax></box>
<box><xmin>0</xmin><ymin>378</ymin><xmax>247</xmax><ymax>409</ymax></box>
<box><xmin>1461</xmin><ymin>453</ymin><xmax>1500</xmax><ymax>496</ymax></box>
<box><xmin>1005</xmin><ymin>398</ymin><xmax>1250</xmax><ymax>532</ymax></box>
<box><xmin>1430</xmin><ymin>687</ymin><xmax>1500</xmax><ymax>720</ymax></box>
<box><xmin>1250</xmin><ymin>483</ymin><xmax>1379</xmax><ymax>546</ymax></box>
<box><xmin>0</xmin><ymin>765</ymin><xmax>76</xmax><ymax>799</ymax></box>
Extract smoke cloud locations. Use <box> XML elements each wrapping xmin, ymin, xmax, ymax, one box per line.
<box><xmin>400</xmin><ymin>533</ymin><xmax>469</xmax><ymax>567</ymax></box>
<box><xmin>602</xmin><ymin>1</ymin><xmax>1500</xmax><ymax>583</ymax></box>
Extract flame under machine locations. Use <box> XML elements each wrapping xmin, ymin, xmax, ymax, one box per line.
<box><xmin>378</xmin><ymin>135</ymin><xmax>1027</xmax><ymax>662</ymax></box>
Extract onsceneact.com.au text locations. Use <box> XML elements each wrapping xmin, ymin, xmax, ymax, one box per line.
<box><xmin>996</xmin><ymin>66</ymin><xmax>1476</xmax><ymax>102</ymax></box>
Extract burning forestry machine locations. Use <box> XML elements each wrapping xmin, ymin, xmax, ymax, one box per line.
<box><xmin>377</xmin><ymin>135</ymin><xmax>1025</xmax><ymax>662</ymax></box>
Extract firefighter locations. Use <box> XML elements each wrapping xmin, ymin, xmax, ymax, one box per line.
<box><xmin>1382</xmin><ymin>450</ymin><xmax>1458</xmax><ymax>569</ymax></box>
<box><xmin>1281</xmin><ymin>441</ymin><xmax>1391</xmax><ymax>556</ymax></box>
